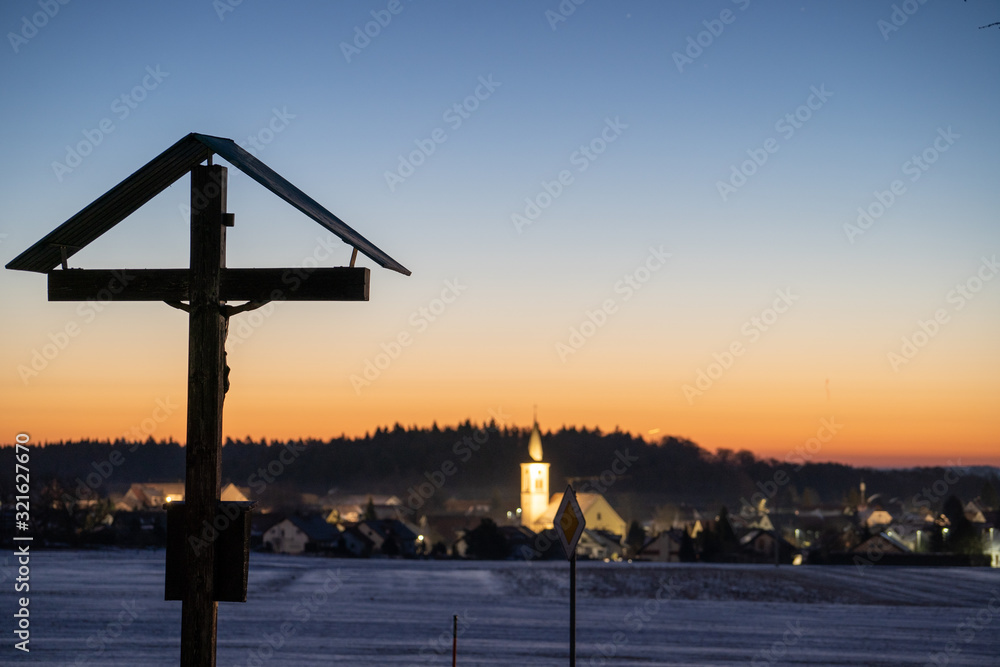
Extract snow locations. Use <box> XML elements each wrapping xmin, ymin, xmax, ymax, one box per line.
<box><xmin>3</xmin><ymin>550</ymin><xmax>999</xmax><ymax>665</ymax></box>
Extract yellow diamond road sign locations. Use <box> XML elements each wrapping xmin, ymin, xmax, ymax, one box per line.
<box><xmin>555</xmin><ymin>485</ymin><xmax>586</xmax><ymax>559</ymax></box>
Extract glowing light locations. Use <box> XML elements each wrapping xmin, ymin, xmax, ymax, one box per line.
<box><xmin>528</xmin><ymin>424</ymin><xmax>543</xmax><ymax>462</ymax></box>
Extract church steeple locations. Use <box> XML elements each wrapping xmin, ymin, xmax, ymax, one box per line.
<box><xmin>520</xmin><ymin>409</ymin><xmax>550</xmax><ymax>530</ymax></box>
<box><xmin>528</xmin><ymin>419</ymin><xmax>543</xmax><ymax>462</ymax></box>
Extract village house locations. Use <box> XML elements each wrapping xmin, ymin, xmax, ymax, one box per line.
<box><xmin>116</xmin><ymin>481</ymin><xmax>250</xmax><ymax>511</ymax></box>
<box><xmin>638</xmin><ymin>528</ymin><xmax>686</xmax><ymax>563</ymax></box>
<box><xmin>857</xmin><ymin>507</ymin><xmax>894</xmax><ymax>530</ymax></box>
<box><xmin>853</xmin><ymin>531</ymin><xmax>911</xmax><ymax>558</ymax></box>
<box><xmin>497</xmin><ymin>525</ymin><xmax>537</xmax><ymax>559</ymax></box>
<box><xmin>658</xmin><ymin>505</ymin><xmax>705</xmax><ymax>539</ymax></box>
<box><xmin>419</xmin><ymin>513</ymin><xmax>480</xmax><ymax>556</ymax></box>
<box><xmin>739</xmin><ymin>528</ymin><xmax>797</xmax><ymax>564</ymax></box>
<box><xmin>321</xmin><ymin>494</ymin><xmax>403</xmax><ymax>522</ymax></box>
<box><xmin>577</xmin><ymin>529</ymin><xmax>624</xmax><ymax>560</ymax></box>
<box><xmin>116</xmin><ymin>482</ymin><xmax>184</xmax><ymax>511</ymax></box>
<box><xmin>262</xmin><ymin>515</ymin><xmax>340</xmax><ymax>555</ymax></box>
<box><xmin>964</xmin><ymin>500</ymin><xmax>987</xmax><ymax>525</ymax></box>
<box><xmin>338</xmin><ymin>526</ymin><xmax>376</xmax><ymax>557</ymax></box>
<box><xmin>356</xmin><ymin>519</ymin><xmax>419</xmax><ymax>557</ymax></box>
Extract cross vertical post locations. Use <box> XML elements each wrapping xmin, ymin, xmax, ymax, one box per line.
<box><xmin>181</xmin><ymin>164</ymin><xmax>228</xmax><ymax>667</ymax></box>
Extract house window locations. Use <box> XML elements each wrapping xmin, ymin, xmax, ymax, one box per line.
<box><xmin>597</xmin><ymin>513</ymin><xmax>602</xmax><ymax>520</ymax></box>
<box><xmin>535</xmin><ymin>479</ymin><xmax>543</xmax><ymax>489</ymax></box>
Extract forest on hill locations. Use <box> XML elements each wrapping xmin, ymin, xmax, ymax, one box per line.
<box><xmin>3</xmin><ymin>423</ymin><xmax>996</xmax><ymax>520</ymax></box>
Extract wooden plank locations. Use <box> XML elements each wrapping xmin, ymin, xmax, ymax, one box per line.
<box><xmin>5</xmin><ymin>134</ymin><xmax>213</xmax><ymax>273</ymax></box>
<box><xmin>47</xmin><ymin>267</ymin><xmax>370</xmax><ymax>302</ymax></box>
<box><xmin>182</xmin><ymin>164</ymin><xmax>226</xmax><ymax>667</ymax></box>
<box><xmin>165</xmin><ymin>502</ymin><xmax>253</xmax><ymax>603</ymax></box>
<box><xmin>194</xmin><ymin>134</ymin><xmax>410</xmax><ymax>276</ymax></box>
<box><xmin>48</xmin><ymin>269</ymin><xmax>189</xmax><ymax>301</ymax></box>
<box><xmin>223</xmin><ymin>267</ymin><xmax>370</xmax><ymax>301</ymax></box>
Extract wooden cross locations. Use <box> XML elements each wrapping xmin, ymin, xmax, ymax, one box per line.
<box><xmin>7</xmin><ymin>134</ymin><xmax>408</xmax><ymax>667</ymax></box>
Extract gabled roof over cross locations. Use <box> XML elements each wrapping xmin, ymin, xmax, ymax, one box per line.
<box><xmin>5</xmin><ymin>132</ymin><xmax>410</xmax><ymax>276</ymax></box>
<box><xmin>6</xmin><ymin>133</ymin><xmax>410</xmax><ymax>663</ymax></box>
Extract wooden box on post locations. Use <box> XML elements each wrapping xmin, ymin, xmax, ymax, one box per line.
<box><xmin>165</xmin><ymin>501</ymin><xmax>255</xmax><ymax>602</ymax></box>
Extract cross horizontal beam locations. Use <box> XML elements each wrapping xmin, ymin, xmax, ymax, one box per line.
<box><xmin>47</xmin><ymin>267</ymin><xmax>369</xmax><ymax>302</ymax></box>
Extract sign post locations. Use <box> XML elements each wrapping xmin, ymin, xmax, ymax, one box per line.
<box><xmin>570</xmin><ymin>550</ymin><xmax>576</xmax><ymax>667</ymax></box>
<box><xmin>554</xmin><ymin>485</ymin><xmax>585</xmax><ymax>667</ymax></box>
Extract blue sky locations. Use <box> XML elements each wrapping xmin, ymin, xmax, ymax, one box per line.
<box><xmin>2</xmin><ymin>1</ymin><xmax>998</xmax><ymax>465</ymax></box>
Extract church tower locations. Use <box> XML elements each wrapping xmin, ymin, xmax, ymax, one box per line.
<box><xmin>519</xmin><ymin>419</ymin><xmax>550</xmax><ymax>530</ymax></box>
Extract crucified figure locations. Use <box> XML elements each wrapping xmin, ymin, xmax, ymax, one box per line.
<box><xmin>165</xmin><ymin>300</ymin><xmax>271</xmax><ymax>395</ymax></box>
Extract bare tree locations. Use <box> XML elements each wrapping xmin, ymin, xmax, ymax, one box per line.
<box><xmin>965</xmin><ymin>0</ymin><xmax>1000</xmax><ymax>30</ymax></box>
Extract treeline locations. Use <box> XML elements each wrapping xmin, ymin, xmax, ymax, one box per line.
<box><xmin>1</xmin><ymin>423</ymin><xmax>995</xmax><ymax>516</ymax></box>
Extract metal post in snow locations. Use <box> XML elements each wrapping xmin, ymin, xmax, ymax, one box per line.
<box><xmin>569</xmin><ymin>551</ymin><xmax>576</xmax><ymax>667</ymax></box>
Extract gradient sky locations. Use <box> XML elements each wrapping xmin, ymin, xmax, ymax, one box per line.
<box><xmin>1</xmin><ymin>1</ymin><xmax>998</xmax><ymax>467</ymax></box>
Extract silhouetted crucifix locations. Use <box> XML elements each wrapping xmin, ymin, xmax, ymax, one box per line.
<box><xmin>7</xmin><ymin>134</ymin><xmax>409</xmax><ymax>667</ymax></box>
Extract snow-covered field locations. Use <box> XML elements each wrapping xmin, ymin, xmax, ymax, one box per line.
<box><xmin>4</xmin><ymin>549</ymin><xmax>999</xmax><ymax>665</ymax></box>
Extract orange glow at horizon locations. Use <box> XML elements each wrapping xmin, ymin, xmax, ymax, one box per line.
<box><xmin>2</xmin><ymin>280</ymin><xmax>996</xmax><ymax>469</ymax></box>
<box><xmin>4</xmin><ymin>343</ymin><xmax>997</xmax><ymax>469</ymax></box>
